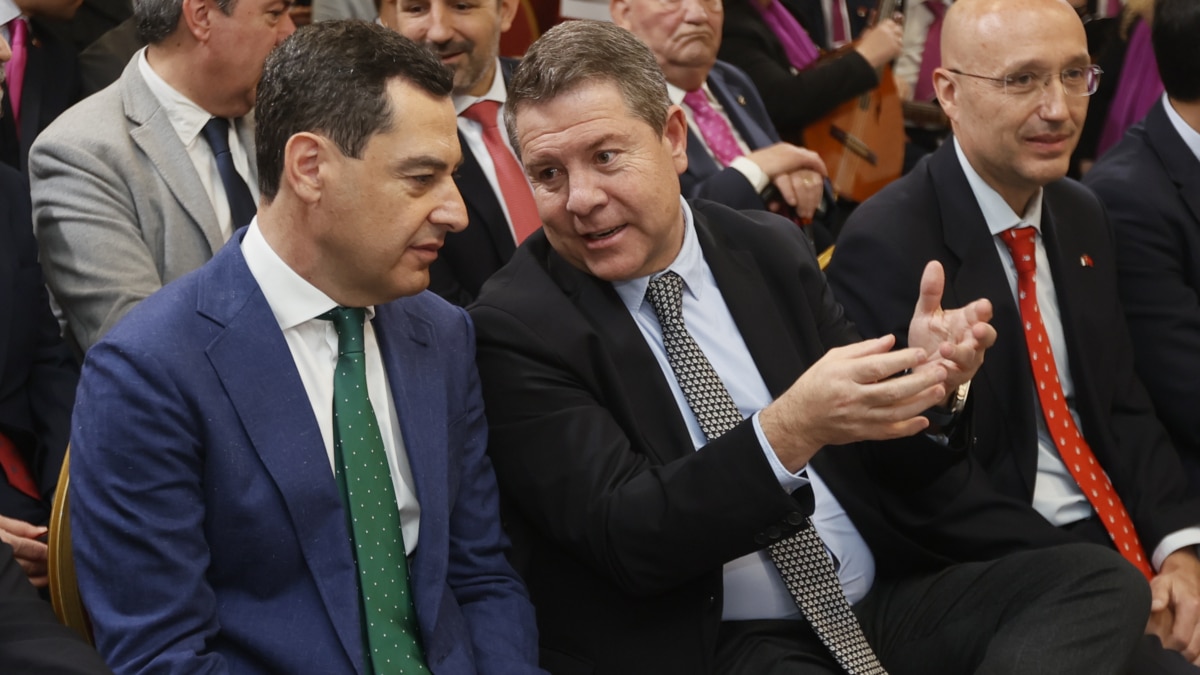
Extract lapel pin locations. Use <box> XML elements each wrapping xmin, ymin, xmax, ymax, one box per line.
<box><xmin>736</xmin><ymin>95</ymin><xmax>747</xmax><ymax>106</ymax></box>
<box><xmin>1080</xmin><ymin>254</ymin><xmax>1094</xmax><ymax>267</ymax></box>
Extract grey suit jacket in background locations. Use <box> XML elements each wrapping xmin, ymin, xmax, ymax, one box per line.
<box><xmin>30</xmin><ymin>52</ymin><xmax>255</xmax><ymax>352</ymax></box>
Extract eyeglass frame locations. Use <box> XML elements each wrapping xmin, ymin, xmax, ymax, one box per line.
<box><xmin>945</xmin><ymin>64</ymin><xmax>1104</xmax><ymax>97</ymax></box>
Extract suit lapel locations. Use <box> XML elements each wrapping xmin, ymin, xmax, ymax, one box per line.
<box><xmin>929</xmin><ymin>145</ymin><xmax>1040</xmax><ymax>494</ymax></box>
<box><xmin>707</xmin><ymin>68</ymin><xmax>775</xmax><ymax>152</ymax></box>
<box><xmin>121</xmin><ymin>59</ymin><xmax>225</xmax><ymax>256</ymax></box>
<box><xmin>371</xmin><ymin>302</ymin><xmax>449</xmax><ymax>646</ymax></box>
<box><xmin>1145</xmin><ymin>100</ymin><xmax>1200</xmax><ymax>228</ymax></box>
<box><xmin>547</xmin><ymin>250</ymin><xmax>696</xmax><ymax>465</ymax></box>
<box><xmin>200</xmin><ymin>243</ymin><xmax>363</xmax><ymax>671</ymax></box>
<box><xmin>694</xmin><ymin>210</ymin><xmax>806</xmax><ymax>398</ymax></box>
<box><xmin>454</xmin><ymin>136</ymin><xmax>517</xmax><ymax>260</ymax></box>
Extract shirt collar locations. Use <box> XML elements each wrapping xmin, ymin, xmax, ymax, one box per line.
<box><xmin>953</xmin><ymin>137</ymin><xmax>1045</xmax><ymax>235</ymax></box>
<box><xmin>612</xmin><ymin>197</ymin><xmax>704</xmax><ymax>314</ymax></box>
<box><xmin>0</xmin><ymin>0</ymin><xmax>21</xmax><ymax>26</ymax></box>
<box><xmin>138</xmin><ymin>48</ymin><xmax>223</xmax><ymax>148</ymax></box>
<box><xmin>453</xmin><ymin>58</ymin><xmax>508</xmax><ymax>115</ymax></box>
<box><xmin>1163</xmin><ymin>92</ymin><xmax>1200</xmax><ymax>164</ymax></box>
<box><xmin>241</xmin><ymin>219</ymin><xmax>375</xmax><ymax>330</ymax></box>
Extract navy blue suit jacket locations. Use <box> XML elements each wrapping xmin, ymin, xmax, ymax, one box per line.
<box><xmin>1084</xmin><ymin>100</ymin><xmax>1200</xmax><ymax>476</ymax></box>
<box><xmin>71</xmin><ymin>231</ymin><xmax>542</xmax><ymax>674</ymax></box>
<box><xmin>680</xmin><ymin>61</ymin><xmax>780</xmax><ymax>211</ymax></box>
<box><xmin>0</xmin><ymin>163</ymin><xmax>76</xmax><ymax>526</ymax></box>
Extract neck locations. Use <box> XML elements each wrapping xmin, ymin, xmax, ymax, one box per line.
<box><xmin>665</xmin><ymin>66</ymin><xmax>709</xmax><ymax>96</ymax></box>
<box><xmin>146</xmin><ymin>41</ymin><xmax>245</xmax><ymax>119</ymax></box>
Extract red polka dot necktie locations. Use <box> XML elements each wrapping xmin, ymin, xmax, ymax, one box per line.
<box><xmin>460</xmin><ymin>100</ymin><xmax>541</xmax><ymax>244</ymax></box>
<box><xmin>321</xmin><ymin>307</ymin><xmax>430</xmax><ymax>674</ymax></box>
<box><xmin>1001</xmin><ymin>227</ymin><xmax>1153</xmax><ymax>580</ymax></box>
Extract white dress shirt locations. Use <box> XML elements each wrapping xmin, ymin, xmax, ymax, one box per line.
<box><xmin>612</xmin><ymin>199</ymin><xmax>874</xmax><ymax>620</ymax></box>
<box><xmin>955</xmin><ymin>139</ymin><xmax>1200</xmax><ymax>569</ymax></box>
<box><xmin>241</xmin><ymin>221</ymin><xmax>422</xmax><ymax>554</ymax></box>
<box><xmin>138</xmin><ymin>49</ymin><xmax>259</xmax><ymax>242</ymax></box>
<box><xmin>454</xmin><ymin>60</ymin><xmax>525</xmax><ymax>244</ymax></box>
<box><xmin>668</xmin><ymin>80</ymin><xmax>770</xmax><ymax>193</ymax></box>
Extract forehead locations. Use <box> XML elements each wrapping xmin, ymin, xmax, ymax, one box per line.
<box><xmin>372</xmin><ymin>79</ymin><xmax>460</xmax><ymax>151</ymax></box>
<box><xmin>514</xmin><ymin>81</ymin><xmax>646</xmax><ymax>154</ymax></box>
<box><xmin>955</xmin><ymin>3</ymin><xmax>1088</xmax><ymax>72</ymax></box>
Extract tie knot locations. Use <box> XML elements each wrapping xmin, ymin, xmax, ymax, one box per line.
<box><xmin>320</xmin><ymin>306</ymin><xmax>367</xmax><ymax>355</ymax></box>
<box><xmin>462</xmin><ymin>99</ymin><xmax>502</xmax><ymax>129</ymax></box>
<box><xmin>8</xmin><ymin>17</ymin><xmax>26</xmax><ymax>43</ymax></box>
<box><xmin>682</xmin><ymin>89</ymin><xmax>713</xmax><ymax>114</ymax></box>
<box><xmin>646</xmin><ymin>271</ymin><xmax>684</xmax><ymax>324</ymax></box>
<box><xmin>1002</xmin><ymin>226</ymin><xmax>1038</xmax><ymax>277</ymax></box>
<box><xmin>201</xmin><ymin>117</ymin><xmax>233</xmax><ymax>155</ymax></box>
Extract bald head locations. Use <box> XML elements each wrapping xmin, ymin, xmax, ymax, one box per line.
<box><xmin>942</xmin><ymin>0</ymin><xmax>1083</xmax><ymax>74</ymax></box>
<box><xmin>933</xmin><ymin>0</ymin><xmax>1089</xmax><ymax>214</ymax></box>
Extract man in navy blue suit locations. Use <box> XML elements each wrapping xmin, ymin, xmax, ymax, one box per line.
<box><xmin>70</xmin><ymin>21</ymin><xmax>544</xmax><ymax>675</ymax></box>
<box><xmin>611</xmin><ymin>0</ymin><xmax>829</xmax><ymax>224</ymax></box>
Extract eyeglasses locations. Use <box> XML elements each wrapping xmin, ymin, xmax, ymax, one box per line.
<box><xmin>947</xmin><ymin>64</ymin><xmax>1103</xmax><ymax>97</ymax></box>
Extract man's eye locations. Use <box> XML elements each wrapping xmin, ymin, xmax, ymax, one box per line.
<box><xmin>596</xmin><ymin>151</ymin><xmax>614</xmax><ymax>164</ymax></box>
<box><xmin>1061</xmin><ymin>68</ymin><xmax>1086</xmax><ymax>83</ymax></box>
<box><xmin>1005</xmin><ymin>72</ymin><xmax>1039</xmax><ymax>89</ymax></box>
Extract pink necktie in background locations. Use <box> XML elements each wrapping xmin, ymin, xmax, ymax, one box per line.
<box><xmin>830</xmin><ymin>0</ymin><xmax>847</xmax><ymax>46</ymax></box>
<box><xmin>913</xmin><ymin>1</ymin><xmax>946</xmax><ymax>102</ymax></box>
<box><xmin>4</xmin><ymin>18</ymin><xmax>27</xmax><ymax>128</ymax></box>
<box><xmin>683</xmin><ymin>89</ymin><xmax>745</xmax><ymax>167</ymax></box>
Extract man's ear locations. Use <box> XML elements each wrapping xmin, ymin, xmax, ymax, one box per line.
<box><xmin>498</xmin><ymin>0</ymin><xmax>521</xmax><ymax>33</ymax></box>
<box><xmin>664</xmin><ymin>104</ymin><xmax>689</xmax><ymax>175</ymax></box>
<box><xmin>932</xmin><ymin>68</ymin><xmax>959</xmax><ymax>123</ymax></box>
<box><xmin>181</xmin><ymin>0</ymin><xmax>215</xmax><ymax>42</ymax></box>
<box><xmin>283</xmin><ymin>132</ymin><xmax>328</xmax><ymax>204</ymax></box>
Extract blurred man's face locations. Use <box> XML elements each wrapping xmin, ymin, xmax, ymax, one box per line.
<box><xmin>381</xmin><ymin>0</ymin><xmax>519</xmax><ymax>97</ymax></box>
<box><xmin>611</xmin><ymin>0</ymin><xmax>723</xmax><ymax>85</ymax></box>
<box><xmin>206</xmin><ymin>0</ymin><xmax>296</xmax><ymax>118</ymax></box>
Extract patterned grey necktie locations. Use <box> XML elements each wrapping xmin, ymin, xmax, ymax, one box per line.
<box><xmin>645</xmin><ymin>271</ymin><xmax>887</xmax><ymax>675</ymax></box>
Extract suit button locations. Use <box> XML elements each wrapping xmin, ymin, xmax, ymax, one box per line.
<box><xmin>753</xmin><ymin>533</ymin><xmax>768</xmax><ymax>545</ymax></box>
<box><xmin>786</xmin><ymin>512</ymin><xmax>804</xmax><ymax>525</ymax></box>
<box><xmin>765</xmin><ymin>526</ymin><xmax>781</xmax><ymax>540</ymax></box>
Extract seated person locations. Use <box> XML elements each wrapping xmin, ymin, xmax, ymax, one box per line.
<box><xmin>0</xmin><ymin>155</ymin><xmax>77</xmax><ymax>588</ymax></box>
<box><xmin>471</xmin><ymin>18</ymin><xmax>1150</xmax><ymax>675</ymax></box>
<box><xmin>1084</xmin><ymin>0</ymin><xmax>1200</xmax><ymax>491</ymax></box>
<box><xmin>828</xmin><ymin>0</ymin><xmax>1200</xmax><ymax>670</ymax></box>
<box><xmin>70</xmin><ymin>21</ymin><xmax>544</xmax><ymax>674</ymax></box>
<box><xmin>718</xmin><ymin>0</ymin><xmax>903</xmax><ymax>141</ymax></box>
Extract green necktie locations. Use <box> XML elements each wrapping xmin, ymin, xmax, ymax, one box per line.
<box><xmin>321</xmin><ymin>307</ymin><xmax>430</xmax><ymax>675</ymax></box>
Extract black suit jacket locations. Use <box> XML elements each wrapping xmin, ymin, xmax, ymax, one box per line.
<box><xmin>1084</xmin><ymin>100</ymin><xmax>1200</xmax><ymax>472</ymax></box>
<box><xmin>789</xmin><ymin>0</ymin><xmax>874</xmax><ymax>49</ymax></box>
<box><xmin>77</xmin><ymin>16</ymin><xmax>143</xmax><ymax>98</ymax></box>
<box><xmin>430</xmin><ymin>57</ymin><xmax>524</xmax><ymax>306</ymax></box>
<box><xmin>828</xmin><ymin>141</ymin><xmax>1200</xmax><ymax>555</ymax></box>
<box><xmin>0</xmin><ymin>18</ymin><xmax>81</xmax><ymax>173</ymax></box>
<box><xmin>718</xmin><ymin>0</ymin><xmax>878</xmax><ymax>139</ymax></box>
<box><xmin>0</xmin><ymin>163</ymin><xmax>77</xmax><ymax>525</ymax></box>
<box><xmin>470</xmin><ymin>200</ymin><xmax>1067</xmax><ymax>674</ymax></box>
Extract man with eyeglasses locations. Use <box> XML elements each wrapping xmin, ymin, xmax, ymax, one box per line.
<box><xmin>827</xmin><ymin>0</ymin><xmax>1200</xmax><ymax>671</ymax></box>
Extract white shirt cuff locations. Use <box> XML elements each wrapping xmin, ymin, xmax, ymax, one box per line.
<box><xmin>1152</xmin><ymin>527</ymin><xmax>1200</xmax><ymax>572</ymax></box>
<box><xmin>729</xmin><ymin>156</ymin><xmax>771</xmax><ymax>194</ymax></box>
<box><xmin>752</xmin><ymin>410</ymin><xmax>810</xmax><ymax>493</ymax></box>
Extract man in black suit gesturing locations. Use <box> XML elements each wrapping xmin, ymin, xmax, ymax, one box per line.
<box><xmin>471</xmin><ymin>18</ymin><xmax>1152</xmax><ymax>675</ymax></box>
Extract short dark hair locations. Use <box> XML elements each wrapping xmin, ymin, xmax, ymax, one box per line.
<box><xmin>255</xmin><ymin>20</ymin><xmax>454</xmax><ymax>199</ymax></box>
<box><xmin>504</xmin><ymin>20</ymin><xmax>671</xmax><ymax>159</ymax></box>
<box><xmin>1153</xmin><ymin>0</ymin><xmax>1200</xmax><ymax>102</ymax></box>
<box><xmin>136</xmin><ymin>0</ymin><xmax>238</xmax><ymax>44</ymax></box>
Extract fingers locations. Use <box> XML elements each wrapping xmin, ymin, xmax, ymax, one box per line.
<box><xmin>772</xmin><ymin>175</ymin><xmax>800</xmax><ymax>209</ymax></box>
<box><xmin>914</xmin><ymin>260</ymin><xmax>946</xmax><ymax>319</ymax></box>
<box><xmin>749</xmin><ymin>143</ymin><xmax>828</xmax><ymax>178</ymax></box>
<box><xmin>0</xmin><ymin>514</ymin><xmax>48</xmax><ymax>539</ymax></box>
